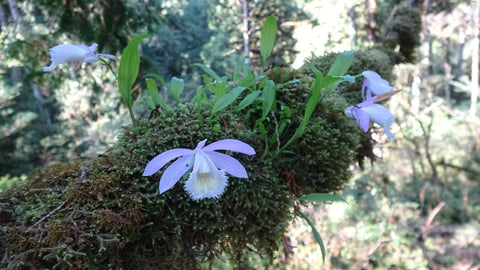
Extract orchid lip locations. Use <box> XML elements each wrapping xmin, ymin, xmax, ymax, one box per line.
<box><xmin>142</xmin><ymin>138</ymin><xmax>255</xmax><ymax>199</ymax></box>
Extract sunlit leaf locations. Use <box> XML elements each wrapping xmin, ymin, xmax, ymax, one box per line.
<box><xmin>169</xmin><ymin>77</ymin><xmax>184</xmax><ymax>102</ymax></box>
<box><xmin>260</xmin><ymin>16</ymin><xmax>277</xmax><ymax>65</ymax></box>
<box><xmin>237</xmin><ymin>90</ymin><xmax>262</xmax><ymax>110</ymax></box>
<box><xmin>327</xmin><ymin>51</ymin><xmax>354</xmax><ymax>76</ymax></box>
<box><xmin>118</xmin><ymin>34</ymin><xmax>149</xmax><ymax>107</ymax></box>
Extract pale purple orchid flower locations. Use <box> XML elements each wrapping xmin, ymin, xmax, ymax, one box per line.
<box><xmin>362</xmin><ymin>71</ymin><xmax>394</xmax><ymax>100</ymax></box>
<box><xmin>143</xmin><ymin>139</ymin><xmax>256</xmax><ymax>200</ymax></box>
<box><xmin>345</xmin><ymin>97</ymin><xmax>395</xmax><ymax>139</ymax></box>
<box><xmin>43</xmin><ymin>43</ymin><xmax>116</xmax><ymax>72</ymax></box>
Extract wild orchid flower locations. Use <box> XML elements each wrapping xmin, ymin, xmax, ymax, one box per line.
<box><xmin>143</xmin><ymin>139</ymin><xmax>255</xmax><ymax>200</ymax></box>
<box><xmin>345</xmin><ymin>97</ymin><xmax>395</xmax><ymax>139</ymax></box>
<box><xmin>43</xmin><ymin>43</ymin><xmax>116</xmax><ymax>72</ymax></box>
<box><xmin>362</xmin><ymin>71</ymin><xmax>394</xmax><ymax>100</ymax></box>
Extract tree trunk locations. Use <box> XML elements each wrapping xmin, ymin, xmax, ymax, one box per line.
<box><xmin>241</xmin><ymin>0</ymin><xmax>250</xmax><ymax>64</ymax></box>
<box><xmin>365</xmin><ymin>0</ymin><xmax>377</xmax><ymax>43</ymax></box>
<box><xmin>348</xmin><ymin>5</ymin><xmax>357</xmax><ymax>46</ymax></box>
<box><xmin>32</xmin><ymin>84</ymin><xmax>52</xmax><ymax>126</ymax></box>
<box><xmin>443</xmin><ymin>39</ymin><xmax>451</xmax><ymax>101</ymax></box>
<box><xmin>455</xmin><ymin>26</ymin><xmax>465</xmax><ymax>80</ymax></box>
<box><xmin>0</xmin><ymin>5</ymin><xmax>7</xmax><ymax>30</ymax></box>
<box><xmin>470</xmin><ymin>1</ymin><xmax>479</xmax><ymax>121</ymax></box>
<box><xmin>7</xmin><ymin>0</ymin><xmax>19</xmax><ymax>22</ymax></box>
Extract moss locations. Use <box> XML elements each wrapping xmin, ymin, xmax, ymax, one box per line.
<box><xmin>275</xmin><ymin>81</ymin><xmax>361</xmax><ymax>195</ymax></box>
<box><xmin>0</xmin><ymin>45</ymin><xmax>399</xmax><ymax>267</ymax></box>
<box><xmin>0</xmin><ymin>104</ymin><xmax>293</xmax><ymax>269</ymax></box>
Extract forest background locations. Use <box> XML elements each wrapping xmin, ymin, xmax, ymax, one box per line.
<box><xmin>0</xmin><ymin>0</ymin><xmax>479</xmax><ymax>269</ymax></box>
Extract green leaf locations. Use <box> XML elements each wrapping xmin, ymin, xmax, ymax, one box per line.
<box><xmin>260</xmin><ymin>16</ymin><xmax>277</xmax><ymax>65</ymax></box>
<box><xmin>192</xmin><ymin>86</ymin><xmax>207</xmax><ymax>104</ymax></box>
<box><xmin>117</xmin><ymin>33</ymin><xmax>149</xmax><ymax>126</ymax></box>
<box><xmin>212</xmin><ymin>87</ymin><xmax>245</xmax><ymax>114</ymax></box>
<box><xmin>261</xmin><ymin>80</ymin><xmax>276</xmax><ymax>118</ymax></box>
<box><xmin>327</xmin><ymin>51</ymin><xmax>354</xmax><ymax>76</ymax></box>
<box><xmin>297</xmin><ymin>193</ymin><xmax>348</xmax><ymax>203</ymax></box>
<box><xmin>281</xmin><ymin>74</ymin><xmax>323</xmax><ymax>150</ymax></box>
<box><xmin>237</xmin><ymin>90</ymin><xmax>262</xmax><ymax>110</ymax></box>
<box><xmin>118</xmin><ymin>34</ymin><xmax>149</xmax><ymax>107</ymax></box>
<box><xmin>208</xmin><ymin>80</ymin><xmax>227</xmax><ymax>100</ymax></box>
<box><xmin>299</xmin><ymin>211</ymin><xmax>326</xmax><ymax>263</ymax></box>
<box><xmin>169</xmin><ymin>77</ymin><xmax>184</xmax><ymax>102</ymax></box>
<box><xmin>145</xmin><ymin>78</ymin><xmax>169</xmax><ymax>111</ymax></box>
<box><xmin>194</xmin><ymin>63</ymin><xmax>221</xmax><ymax>81</ymax></box>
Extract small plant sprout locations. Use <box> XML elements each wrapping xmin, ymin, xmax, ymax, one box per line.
<box><xmin>43</xmin><ymin>43</ymin><xmax>117</xmax><ymax>72</ymax></box>
<box><xmin>143</xmin><ymin>139</ymin><xmax>255</xmax><ymax>200</ymax></box>
<box><xmin>345</xmin><ymin>97</ymin><xmax>396</xmax><ymax>139</ymax></box>
<box><xmin>361</xmin><ymin>70</ymin><xmax>394</xmax><ymax>100</ymax></box>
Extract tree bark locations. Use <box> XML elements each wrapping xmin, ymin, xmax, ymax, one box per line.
<box><xmin>365</xmin><ymin>0</ymin><xmax>377</xmax><ymax>43</ymax></box>
<box><xmin>348</xmin><ymin>5</ymin><xmax>357</xmax><ymax>46</ymax></box>
<box><xmin>32</xmin><ymin>84</ymin><xmax>52</xmax><ymax>126</ymax></box>
<box><xmin>455</xmin><ymin>26</ymin><xmax>465</xmax><ymax>80</ymax></box>
<box><xmin>7</xmin><ymin>0</ymin><xmax>19</xmax><ymax>22</ymax></box>
<box><xmin>241</xmin><ymin>0</ymin><xmax>250</xmax><ymax>64</ymax></box>
<box><xmin>0</xmin><ymin>5</ymin><xmax>7</xmax><ymax>30</ymax></box>
<box><xmin>470</xmin><ymin>1</ymin><xmax>479</xmax><ymax>121</ymax></box>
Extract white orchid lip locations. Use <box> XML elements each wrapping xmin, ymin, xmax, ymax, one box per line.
<box><xmin>143</xmin><ymin>139</ymin><xmax>256</xmax><ymax>200</ymax></box>
<box><xmin>43</xmin><ymin>43</ymin><xmax>117</xmax><ymax>72</ymax></box>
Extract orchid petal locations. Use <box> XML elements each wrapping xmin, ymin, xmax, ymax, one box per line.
<box><xmin>202</xmin><ymin>139</ymin><xmax>255</xmax><ymax>155</ymax></box>
<box><xmin>206</xmin><ymin>151</ymin><xmax>249</xmax><ymax>178</ymax></box>
<box><xmin>42</xmin><ymin>44</ymin><xmax>87</xmax><ymax>72</ymax></box>
<box><xmin>159</xmin><ymin>155</ymin><xmax>194</xmax><ymax>194</ymax></box>
<box><xmin>362</xmin><ymin>104</ymin><xmax>395</xmax><ymax>138</ymax></box>
<box><xmin>97</xmin><ymin>53</ymin><xmax>118</xmax><ymax>60</ymax></box>
<box><xmin>195</xmin><ymin>139</ymin><xmax>208</xmax><ymax>151</ymax></box>
<box><xmin>87</xmin><ymin>43</ymin><xmax>98</xmax><ymax>51</ymax></box>
<box><xmin>353</xmin><ymin>108</ymin><xmax>370</xmax><ymax>132</ymax></box>
<box><xmin>184</xmin><ymin>152</ymin><xmax>227</xmax><ymax>200</ymax></box>
<box><xmin>143</xmin><ymin>148</ymin><xmax>194</xmax><ymax>176</ymax></box>
<box><xmin>362</xmin><ymin>71</ymin><xmax>394</xmax><ymax>99</ymax></box>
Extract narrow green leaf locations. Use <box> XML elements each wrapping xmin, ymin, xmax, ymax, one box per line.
<box><xmin>327</xmin><ymin>51</ymin><xmax>354</xmax><ymax>76</ymax></box>
<box><xmin>297</xmin><ymin>193</ymin><xmax>348</xmax><ymax>204</ymax></box>
<box><xmin>118</xmin><ymin>34</ymin><xmax>149</xmax><ymax>106</ymax></box>
<box><xmin>260</xmin><ymin>16</ymin><xmax>277</xmax><ymax>65</ymax></box>
<box><xmin>299</xmin><ymin>211</ymin><xmax>326</xmax><ymax>263</ymax></box>
<box><xmin>261</xmin><ymin>80</ymin><xmax>276</xmax><ymax>118</ymax></box>
<box><xmin>282</xmin><ymin>75</ymin><xmax>323</xmax><ymax>150</ymax></box>
<box><xmin>237</xmin><ymin>90</ymin><xmax>262</xmax><ymax>110</ymax></box>
<box><xmin>145</xmin><ymin>78</ymin><xmax>169</xmax><ymax>111</ymax></box>
<box><xmin>192</xmin><ymin>86</ymin><xmax>206</xmax><ymax>104</ymax></box>
<box><xmin>194</xmin><ymin>63</ymin><xmax>221</xmax><ymax>81</ymax></box>
<box><xmin>169</xmin><ymin>77</ymin><xmax>184</xmax><ymax>102</ymax></box>
<box><xmin>212</xmin><ymin>87</ymin><xmax>245</xmax><ymax>114</ymax></box>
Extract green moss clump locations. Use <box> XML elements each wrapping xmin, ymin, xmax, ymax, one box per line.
<box><xmin>274</xmin><ymin>77</ymin><xmax>361</xmax><ymax>196</ymax></box>
<box><xmin>0</xmin><ymin>104</ymin><xmax>292</xmax><ymax>269</ymax></box>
